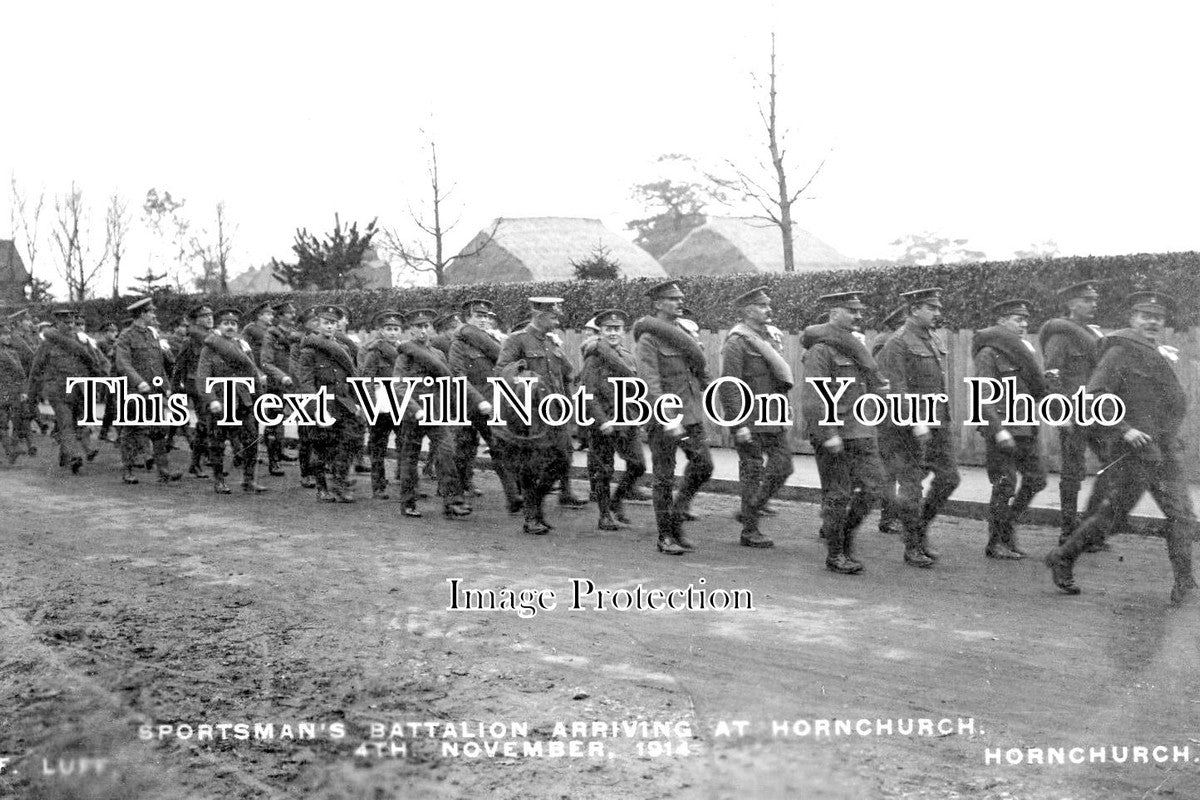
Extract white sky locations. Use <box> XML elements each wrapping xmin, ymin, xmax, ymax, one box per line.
<box><xmin>3</xmin><ymin>1</ymin><xmax>1200</xmax><ymax>296</ymax></box>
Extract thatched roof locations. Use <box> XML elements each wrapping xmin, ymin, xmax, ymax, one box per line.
<box><xmin>658</xmin><ymin>217</ymin><xmax>855</xmax><ymax>277</ymax></box>
<box><xmin>228</xmin><ymin>247</ymin><xmax>391</xmax><ymax>294</ymax></box>
<box><xmin>444</xmin><ymin>217</ymin><xmax>667</xmax><ymax>285</ymax></box>
<box><xmin>0</xmin><ymin>240</ymin><xmax>31</xmax><ymax>305</ymax></box>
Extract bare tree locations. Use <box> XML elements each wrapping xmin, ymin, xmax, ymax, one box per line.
<box><xmin>10</xmin><ymin>173</ymin><xmax>47</xmax><ymax>299</ymax></box>
<box><xmin>142</xmin><ymin>188</ymin><xmax>191</xmax><ymax>291</ymax></box>
<box><xmin>378</xmin><ymin>137</ymin><xmax>499</xmax><ymax>287</ymax></box>
<box><xmin>707</xmin><ymin>33</ymin><xmax>827</xmax><ymax>273</ymax></box>
<box><xmin>105</xmin><ymin>193</ymin><xmax>132</xmax><ymax>299</ymax></box>
<box><xmin>189</xmin><ymin>201</ymin><xmax>236</xmax><ymax>293</ymax></box>
<box><xmin>51</xmin><ymin>182</ymin><xmax>109</xmax><ymax>301</ymax></box>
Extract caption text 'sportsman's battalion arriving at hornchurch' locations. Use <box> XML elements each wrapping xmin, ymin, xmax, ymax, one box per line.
<box><xmin>0</xmin><ymin>280</ymin><xmax>1195</xmax><ymax>606</ymax></box>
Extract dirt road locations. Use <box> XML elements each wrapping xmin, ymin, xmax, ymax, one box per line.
<box><xmin>2</xmin><ymin>447</ymin><xmax>1198</xmax><ymax>799</ymax></box>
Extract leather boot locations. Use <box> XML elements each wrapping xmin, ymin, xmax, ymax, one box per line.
<box><xmin>242</xmin><ymin>481</ymin><xmax>268</xmax><ymax>494</ymax></box>
<box><xmin>213</xmin><ymin>475</ymin><xmax>232</xmax><ymax>494</ymax></box>
<box><xmin>673</xmin><ymin>514</ymin><xmax>696</xmax><ymax>551</ymax></box>
<box><xmin>331</xmin><ymin>475</ymin><xmax>356</xmax><ymax>503</ymax></box>
<box><xmin>611</xmin><ymin>486</ymin><xmax>631</xmax><ymax>524</ymax></box>
<box><xmin>1003</xmin><ymin>523</ymin><xmax>1028</xmax><ymax>558</ymax></box>
<box><xmin>842</xmin><ymin>526</ymin><xmax>863</xmax><ymax>570</ymax></box>
<box><xmin>267</xmin><ymin>457</ymin><xmax>285</xmax><ymax>477</ymax></box>
<box><xmin>1043</xmin><ymin>548</ymin><xmax>1080</xmax><ymax>594</ymax></box>
<box><xmin>444</xmin><ymin>499</ymin><xmax>472</xmax><ymax>518</ymax></box>
<box><xmin>919</xmin><ymin>529</ymin><xmax>940</xmax><ymax>562</ymax></box>
<box><xmin>315</xmin><ymin>474</ymin><xmax>332</xmax><ymax>502</ymax></box>
<box><xmin>904</xmin><ymin>527</ymin><xmax>934</xmax><ymax>568</ymax></box>
<box><xmin>656</xmin><ymin>532</ymin><xmax>684</xmax><ymax>555</ymax></box>
<box><xmin>122</xmin><ymin>467</ymin><xmax>139</xmax><ymax>485</ymax></box>
<box><xmin>985</xmin><ymin>523</ymin><xmax>1019</xmax><ymax>559</ymax></box>
<box><xmin>740</xmin><ymin>529</ymin><xmax>774</xmax><ymax>548</ymax></box>
<box><xmin>597</xmin><ymin>511</ymin><xmax>621</xmax><ymax>531</ymax></box>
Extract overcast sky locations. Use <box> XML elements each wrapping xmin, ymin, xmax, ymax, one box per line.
<box><xmin>3</xmin><ymin>1</ymin><xmax>1199</xmax><ymax>296</ymax></box>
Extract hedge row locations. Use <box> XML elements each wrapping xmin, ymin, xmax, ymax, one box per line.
<box><xmin>19</xmin><ymin>251</ymin><xmax>1200</xmax><ymax>332</ymax></box>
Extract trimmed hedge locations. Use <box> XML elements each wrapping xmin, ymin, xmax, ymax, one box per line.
<box><xmin>28</xmin><ymin>251</ymin><xmax>1200</xmax><ymax>332</ymax></box>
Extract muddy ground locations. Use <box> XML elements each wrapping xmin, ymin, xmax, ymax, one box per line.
<box><xmin>1</xmin><ymin>442</ymin><xmax>1198</xmax><ymax>800</ymax></box>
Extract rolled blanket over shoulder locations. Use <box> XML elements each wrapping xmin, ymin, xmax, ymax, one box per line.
<box><xmin>632</xmin><ymin>316</ymin><xmax>707</xmax><ymax>376</ymax></box>
<box><xmin>729</xmin><ymin>322</ymin><xmax>793</xmax><ymax>389</ymax></box>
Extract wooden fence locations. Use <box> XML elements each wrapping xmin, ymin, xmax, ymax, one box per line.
<box><xmin>547</xmin><ymin>326</ymin><xmax>1200</xmax><ymax>481</ymax></box>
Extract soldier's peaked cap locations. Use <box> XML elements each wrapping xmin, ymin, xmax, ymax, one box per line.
<box><xmin>1126</xmin><ymin>290</ymin><xmax>1174</xmax><ymax>316</ymax></box>
<box><xmin>312</xmin><ymin>304</ymin><xmax>340</xmax><ymax>322</ymax></box>
<box><xmin>593</xmin><ymin>308</ymin><xmax>629</xmax><ymax>327</ymax></box>
<box><xmin>819</xmin><ymin>290</ymin><xmax>865</xmax><ymax>310</ymax></box>
<box><xmin>127</xmin><ymin>297</ymin><xmax>155</xmax><ymax>314</ymax></box>
<box><xmin>461</xmin><ymin>298</ymin><xmax>496</xmax><ymax>316</ymax></box>
<box><xmin>272</xmin><ymin>300</ymin><xmax>296</xmax><ymax>314</ymax></box>
<box><xmin>405</xmin><ymin>308</ymin><xmax>437</xmax><ymax>326</ymax></box>
<box><xmin>250</xmin><ymin>300</ymin><xmax>274</xmax><ymax>317</ymax></box>
<box><xmin>187</xmin><ymin>303</ymin><xmax>214</xmax><ymax>320</ymax></box>
<box><xmin>734</xmin><ymin>286</ymin><xmax>771</xmax><ymax>307</ymax></box>
<box><xmin>213</xmin><ymin>307</ymin><xmax>241</xmax><ymax>323</ymax></box>
<box><xmin>900</xmin><ymin>287</ymin><xmax>944</xmax><ymax>308</ymax></box>
<box><xmin>52</xmin><ymin>308</ymin><xmax>79</xmax><ymax>319</ymax></box>
<box><xmin>373</xmin><ymin>310</ymin><xmax>405</xmax><ymax>327</ymax></box>
<box><xmin>1057</xmin><ymin>280</ymin><xmax>1103</xmax><ymax>301</ymax></box>
<box><xmin>528</xmin><ymin>296</ymin><xmax>564</xmax><ymax>311</ymax></box>
<box><xmin>100</xmin><ymin>320</ymin><xmax>119</xmax><ymax>331</ymax></box>
<box><xmin>646</xmin><ymin>280</ymin><xmax>684</xmax><ymax>300</ymax></box>
<box><xmin>991</xmin><ymin>298</ymin><xmax>1032</xmax><ymax>318</ymax></box>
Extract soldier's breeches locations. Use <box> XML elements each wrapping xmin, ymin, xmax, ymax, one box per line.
<box><xmin>985</xmin><ymin>436</ymin><xmax>1046</xmax><ymax>532</ymax></box>
<box><xmin>369</xmin><ymin>420</ymin><xmax>399</xmax><ymax>492</ymax></box>
<box><xmin>591</xmin><ymin>430</ymin><xmax>646</xmax><ymax>508</ymax></box>
<box><xmin>814</xmin><ymin>438</ymin><xmax>882</xmax><ymax>545</ymax></box>
<box><xmin>648</xmin><ymin>424</ymin><xmax>711</xmax><ymax>534</ymax></box>
<box><xmin>398</xmin><ymin>422</ymin><xmax>460</xmax><ymax>503</ymax></box>
<box><xmin>0</xmin><ymin>402</ymin><xmax>17</xmax><ymax>458</ymax></box>
<box><xmin>208</xmin><ymin>407</ymin><xmax>258</xmax><ymax>480</ymax></box>
<box><xmin>883</xmin><ymin>425</ymin><xmax>960</xmax><ymax>534</ymax></box>
<box><xmin>44</xmin><ymin>385</ymin><xmax>91</xmax><ymax>462</ymax></box>
<box><xmin>736</xmin><ymin>431</ymin><xmax>793</xmax><ymax>531</ymax></box>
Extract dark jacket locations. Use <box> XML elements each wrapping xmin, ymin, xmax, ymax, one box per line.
<box><xmin>115</xmin><ymin>324</ymin><xmax>173</xmax><ymax>391</ymax></box>
<box><xmin>971</xmin><ymin>326</ymin><xmax>1046</xmax><ymax>438</ymax></box>
<box><xmin>1038</xmin><ymin>317</ymin><xmax>1102</xmax><ymax>396</ymax></box>
<box><xmin>877</xmin><ymin>318</ymin><xmax>951</xmax><ymax>426</ymax></box>
<box><xmin>297</xmin><ymin>333</ymin><xmax>360</xmax><ymax>417</ymax></box>
<box><xmin>720</xmin><ymin>325</ymin><xmax>793</xmax><ymax>435</ymax></box>
<box><xmin>196</xmin><ymin>334</ymin><xmax>262</xmax><ymax>408</ymax></box>
<box><xmin>1087</xmin><ymin>330</ymin><xmax>1187</xmax><ymax>450</ymax></box>
<box><xmin>632</xmin><ymin>316</ymin><xmax>710</xmax><ymax>428</ymax></box>
<box><xmin>27</xmin><ymin>327</ymin><xmax>108</xmax><ymax>395</ymax></box>
<box><xmin>579</xmin><ymin>339</ymin><xmax>638</xmax><ymax>428</ymax></box>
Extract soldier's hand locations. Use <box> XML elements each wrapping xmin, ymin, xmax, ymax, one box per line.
<box><xmin>734</xmin><ymin>427</ymin><xmax>752</xmax><ymax>444</ymax></box>
<box><xmin>1123</xmin><ymin>428</ymin><xmax>1152</xmax><ymax>448</ymax></box>
<box><xmin>477</xmin><ymin>401</ymin><xmax>493</xmax><ymax>416</ymax></box>
<box><xmin>137</xmin><ymin>381</ymin><xmax>151</xmax><ymax>394</ymax></box>
<box><xmin>282</xmin><ymin>376</ymin><xmax>293</xmax><ymax>387</ymax></box>
<box><xmin>19</xmin><ymin>392</ymin><xmax>28</xmax><ymax>402</ymax></box>
<box><xmin>598</xmin><ymin>421</ymin><xmax>616</xmax><ymax>436</ymax></box>
<box><xmin>664</xmin><ymin>421</ymin><xmax>685</xmax><ymax>439</ymax></box>
<box><xmin>995</xmin><ymin>430</ymin><xmax>1015</xmax><ymax>450</ymax></box>
<box><xmin>823</xmin><ymin>435</ymin><xmax>844</xmax><ymax>453</ymax></box>
<box><xmin>912</xmin><ymin>423</ymin><xmax>931</xmax><ymax>443</ymax></box>
<box><xmin>208</xmin><ymin>400</ymin><xmax>222</xmax><ymax>414</ymax></box>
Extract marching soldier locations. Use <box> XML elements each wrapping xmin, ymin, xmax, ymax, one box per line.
<box><xmin>360</xmin><ymin>310</ymin><xmax>404</xmax><ymax>500</ymax></box>
<box><xmin>580</xmin><ymin>308</ymin><xmax>646</xmax><ymax>531</ymax></box>
<box><xmin>114</xmin><ymin>298</ymin><xmax>181</xmax><ymax>484</ymax></box>
<box><xmin>7</xmin><ymin>309</ymin><xmax>40</xmax><ymax>454</ymax></box>
<box><xmin>95</xmin><ymin>321</ymin><xmax>120</xmax><ymax>443</ymax></box>
<box><xmin>197</xmin><ymin>307</ymin><xmax>270</xmax><ymax>494</ymax></box>
<box><xmin>449</xmin><ymin>299</ymin><xmax>520</xmax><ymax>512</ymax></box>
<box><xmin>242</xmin><ymin>300</ymin><xmax>285</xmax><ymax>476</ymax></box>
<box><xmin>873</xmin><ymin>305</ymin><xmax>907</xmax><ymax>535</ymax></box>
<box><xmin>801</xmin><ymin>291</ymin><xmax>889</xmax><ymax>573</ymax></box>
<box><xmin>394</xmin><ymin>308</ymin><xmax>489</xmax><ymax>517</ymax></box>
<box><xmin>877</xmin><ymin>287</ymin><xmax>961</xmax><ymax>568</ymax></box>
<box><xmin>1044</xmin><ymin>291</ymin><xmax>1197</xmax><ymax>603</ymax></box>
<box><xmin>297</xmin><ymin>305</ymin><xmax>364</xmax><ymax>502</ymax></box>
<box><xmin>634</xmin><ymin>281</ymin><xmax>714</xmax><ymax>555</ymax></box>
<box><xmin>972</xmin><ymin>299</ymin><xmax>1048</xmax><ymax>559</ymax></box>
<box><xmin>290</xmin><ymin>307</ymin><xmax>324</xmax><ymax>489</ymax></box>
<box><xmin>0</xmin><ymin>322</ymin><xmax>28</xmax><ymax>465</ymax></box>
<box><xmin>261</xmin><ymin>300</ymin><xmax>300</xmax><ymax>467</ymax></box>
<box><xmin>1039</xmin><ymin>280</ymin><xmax>1113</xmax><ymax>547</ymax></box>
<box><xmin>495</xmin><ymin>297</ymin><xmax>575</xmax><ymax>535</ymax></box>
<box><xmin>27</xmin><ymin>309</ymin><xmax>106</xmax><ymax>474</ymax></box>
<box><xmin>171</xmin><ymin>305</ymin><xmax>215</xmax><ymax>478</ymax></box>
<box><xmin>721</xmin><ymin>287</ymin><xmax>795</xmax><ymax>549</ymax></box>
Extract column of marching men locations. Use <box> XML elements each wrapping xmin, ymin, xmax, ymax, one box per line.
<box><xmin>0</xmin><ymin>278</ymin><xmax>1194</xmax><ymax>605</ymax></box>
